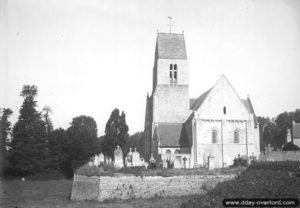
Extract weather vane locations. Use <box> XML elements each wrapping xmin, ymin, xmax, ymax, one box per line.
<box><xmin>168</xmin><ymin>16</ymin><xmax>173</xmax><ymax>34</ymax></box>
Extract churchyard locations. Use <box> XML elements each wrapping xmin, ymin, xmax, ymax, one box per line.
<box><xmin>2</xmin><ymin>161</ymin><xmax>300</xmax><ymax>208</ymax></box>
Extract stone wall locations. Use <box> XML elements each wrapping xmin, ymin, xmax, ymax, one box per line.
<box><xmin>259</xmin><ymin>151</ymin><xmax>300</xmax><ymax>161</ymax></box>
<box><xmin>71</xmin><ymin>174</ymin><xmax>234</xmax><ymax>202</ymax></box>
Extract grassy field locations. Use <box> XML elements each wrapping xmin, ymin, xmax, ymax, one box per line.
<box><xmin>0</xmin><ymin>179</ymin><xmax>197</xmax><ymax>208</ymax></box>
<box><xmin>2</xmin><ymin>162</ymin><xmax>299</xmax><ymax>208</ymax></box>
<box><xmin>181</xmin><ymin>166</ymin><xmax>300</xmax><ymax>207</ymax></box>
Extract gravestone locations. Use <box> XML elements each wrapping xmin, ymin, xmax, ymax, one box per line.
<box><xmin>287</xmin><ymin>129</ymin><xmax>292</xmax><ymax>143</ymax></box>
<box><xmin>93</xmin><ymin>154</ymin><xmax>100</xmax><ymax>166</ymax></box>
<box><xmin>163</xmin><ymin>159</ymin><xmax>167</xmax><ymax>169</ymax></box>
<box><xmin>126</xmin><ymin>148</ymin><xmax>133</xmax><ymax>167</ymax></box>
<box><xmin>182</xmin><ymin>157</ymin><xmax>187</xmax><ymax>169</ymax></box>
<box><xmin>132</xmin><ymin>148</ymin><xmax>141</xmax><ymax>166</ymax></box>
<box><xmin>114</xmin><ymin>146</ymin><xmax>124</xmax><ymax>169</ymax></box>
<box><xmin>150</xmin><ymin>154</ymin><xmax>155</xmax><ymax>164</ymax></box>
<box><xmin>208</xmin><ymin>155</ymin><xmax>215</xmax><ymax>170</ymax></box>
<box><xmin>174</xmin><ymin>156</ymin><xmax>182</xmax><ymax>168</ymax></box>
<box><xmin>99</xmin><ymin>153</ymin><xmax>104</xmax><ymax>164</ymax></box>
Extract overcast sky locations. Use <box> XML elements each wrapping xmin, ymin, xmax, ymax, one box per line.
<box><xmin>1</xmin><ymin>0</ymin><xmax>300</xmax><ymax>135</ymax></box>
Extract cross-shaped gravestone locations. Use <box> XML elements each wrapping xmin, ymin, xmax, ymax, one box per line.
<box><xmin>265</xmin><ymin>144</ymin><xmax>273</xmax><ymax>154</ymax></box>
<box><xmin>183</xmin><ymin>157</ymin><xmax>187</xmax><ymax>169</ymax></box>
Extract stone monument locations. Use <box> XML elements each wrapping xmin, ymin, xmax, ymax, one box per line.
<box><xmin>114</xmin><ymin>146</ymin><xmax>124</xmax><ymax>169</ymax></box>
<box><xmin>174</xmin><ymin>156</ymin><xmax>182</xmax><ymax>169</ymax></box>
<box><xmin>208</xmin><ymin>155</ymin><xmax>215</xmax><ymax>170</ymax></box>
<box><xmin>132</xmin><ymin>148</ymin><xmax>141</xmax><ymax>166</ymax></box>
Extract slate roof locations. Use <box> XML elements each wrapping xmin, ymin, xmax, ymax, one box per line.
<box><xmin>190</xmin><ymin>88</ymin><xmax>212</xmax><ymax>110</ymax></box>
<box><xmin>293</xmin><ymin>123</ymin><xmax>300</xmax><ymax>139</ymax></box>
<box><xmin>156</xmin><ymin>33</ymin><xmax>187</xmax><ymax>59</ymax></box>
<box><xmin>156</xmin><ymin>123</ymin><xmax>188</xmax><ymax>147</ymax></box>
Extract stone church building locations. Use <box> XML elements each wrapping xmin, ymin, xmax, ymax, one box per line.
<box><xmin>143</xmin><ymin>32</ymin><xmax>260</xmax><ymax>168</ymax></box>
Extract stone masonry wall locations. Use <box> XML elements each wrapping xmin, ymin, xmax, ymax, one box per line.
<box><xmin>71</xmin><ymin>174</ymin><xmax>234</xmax><ymax>202</ymax></box>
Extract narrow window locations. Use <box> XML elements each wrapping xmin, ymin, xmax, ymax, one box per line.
<box><xmin>212</xmin><ymin>130</ymin><xmax>218</xmax><ymax>143</ymax></box>
<box><xmin>223</xmin><ymin>106</ymin><xmax>226</xmax><ymax>114</ymax></box>
<box><xmin>234</xmin><ymin>130</ymin><xmax>239</xmax><ymax>143</ymax></box>
<box><xmin>166</xmin><ymin>149</ymin><xmax>171</xmax><ymax>154</ymax></box>
<box><xmin>170</xmin><ymin>63</ymin><xmax>177</xmax><ymax>83</ymax></box>
<box><xmin>174</xmin><ymin>64</ymin><xmax>177</xmax><ymax>80</ymax></box>
<box><xmin>169</xmin><ymin>64</ymin><xmax>173</xmax><ymax>79</ymax></box>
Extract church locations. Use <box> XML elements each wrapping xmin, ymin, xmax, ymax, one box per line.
<box><xmin>143</xmin><ymin>32</ymin><xmax>260</xmax><ymax>168</ymax></box>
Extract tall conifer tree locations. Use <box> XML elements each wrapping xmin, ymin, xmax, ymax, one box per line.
<box><xmin>9</xmin><ymin>85</ymin><xmax>48</xmax><ymax>175</ymax></box>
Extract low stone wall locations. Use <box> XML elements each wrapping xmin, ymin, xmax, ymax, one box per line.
<box><xmin>71</xmin><ymin>174</ymin><xmax>234</xmax><ymax>202</ymax></box>
<box><xmin>259</xmin><ymin>151</ymin><xmax>300</xmax><ymax>161</ymax></box>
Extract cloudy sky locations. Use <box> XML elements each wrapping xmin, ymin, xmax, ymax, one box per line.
<box><xmin>1</xmin><ymin>0</ymin><xmax>300</xmax><ymax>135</ymax></box>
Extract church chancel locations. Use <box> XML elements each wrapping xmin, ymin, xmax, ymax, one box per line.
<box><xmin>143</xmin><ymin>30</ymin><xmax>260</xmax><ymax>168</ymax></box>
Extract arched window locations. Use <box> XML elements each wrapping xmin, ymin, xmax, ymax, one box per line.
<box><xmin>234</xmin><ymin>130</ymin><xmax>240</xmax><ymax>143</ymax></box>
<box><xmin>223</xmin><ymin>106</ymin><xmax>226</xmax><ymax>114</ymax></box>
<box><xmin>212</xmin><ymin>130</ymin><xmax>218</xmax><ymax>143</ymax></box>
<box><xmin>166</xmin><ymin>149</ymin><xmax>171</xmax><ymax>154</ymax></box>
<box><xmin>174</xmin><ymin>149</ymin><xmax>180</xmax><ymax>154</ymax></box>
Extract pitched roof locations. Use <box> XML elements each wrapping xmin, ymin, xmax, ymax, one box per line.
<box><xmin>241</xmin><ymin>97</ymin><xmax>258</xmax><ymax>125</ymax></box>
<box><xmin>155</xmin><ymin>123</ymin><xmax>188</xmax><ymax>147</ymax></box>
<box><xmin>293</xmin><ymin>123</ymin><xmax>300</xmax><ymax>138</ymax></box>
<box><xmin>190</xmin><ymin>88</ymin><xmax>212</xmax><ymax>110</ymax></box>
<box><xmin>189</xmin><ymin>98</ymin><xmax>196</xmax><ymax>107</ymax></box>
<box><xmin>156</xmin><ymin>33</ymin><xmax>187</xmax><ymax>59</ymax></box>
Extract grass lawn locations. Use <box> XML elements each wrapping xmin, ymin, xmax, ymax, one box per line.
<box><xmin>0</xmin><ymin>179</ymin><xmax>196</xmax><ymax>208</ymax></box>
<box><xmin>181</xmin><ymin>168</ymin><xmax>300</xmax><ymax>208</ymax></box>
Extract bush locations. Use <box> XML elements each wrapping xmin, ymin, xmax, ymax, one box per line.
<box><xmin>148</xmin><ymin>162</ymin><xmax>157</xmax><ymax>170</ymax></box>
<box><xmin>166</xmin><ymin>159</ymin><xmax>174</xmax><ymax>169</ymax></box>
<box><xmin>248</xmin><ymin>161</ymin><xmax>300</xmax><ymax>172</ymax></box>
<box><xmin>282</xmin><ymin>142</ymin><xmax>300</xmax><ymax>151</ymax></box>
<box><xmin>232</xmin><ymin>156</ymin><xmax>248</xmax><ymax>167</ymax></box>
<box><xmin>181</xmin><ymin>168</ymin><xmax>300</xmax><ymax>208</ymax></box>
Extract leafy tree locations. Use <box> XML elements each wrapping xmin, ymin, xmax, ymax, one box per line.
<box><xmin>293</xmin><ymin>109</ymin><xmax>300</xmax><ymax>123</ymax></box>
<box><xmin>8</xmin><ymin>85</ymin><xmax>48</xmax><ymax>175</ymax></box>
<box><xmin>126</xmin><ymin>132</ymin><xmax>144</xmax><ymax>153</ymax></box>
<box><xmin>102</xmin><ymin>109</ymin><xmax>129</xmax><ymax>164</ymax></box>
<box><xmin>67</xmin><ymin>115</ymin><xmax>98</xmax><ymax>160</ymax></box>
<box><xmin>257</xmin><ymin>116</ymin><xmax>281</xmax><ymax>151</ymax></box>
<box><xmin>0</xmin><ymin>108</ymin><xmax>13</xmax><ymax>173</ymax></box>
<box><xmin>258</xmin><ymin>109</ymin><xmax>300</xmax><ymax>151</ymax></box>
<box><xmin>42</xmin><ymin>105</ymin><xmax>53</xmax><ymax>136</ymax></box>
<box><xmin>48</xmin><ymin>128</ymin><xmax>69</xmax><ymax>171</ymax></box>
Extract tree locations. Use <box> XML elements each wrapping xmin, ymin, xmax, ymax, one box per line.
<box><xmin>257</xmin><ymin>116</ymin><xmax>281</xmax><ymax>151</ymax></box>
<box><xmin>0</xmin><ymin>108</ymin><xmax>13</xmax><ymax>173</ymax></box>
<box><xmin>102</xmin><ymin>109</ymin><xmax>129</xmax><ymax>165</ymax></box>
<box><xmin>258</xmin><ymin>109</ymin><xmax>300</xmax><ymax>151</ymax></box>
<box><xmin>8</xmin><ymin>85</ymin><xmax>48</xmax><ymax>175</ymax></box>
<box><xmin>126</xmin><ymin>132</ymin><xmax>144</xmax><ymax>153</ymax></box>
<box><xmin>48</xmin><ymin>128</ymin><xmax>69</xmax><ymax>171</ymax></box>
<box><xmin>42</xmin><ymin>105</ymin><xmax>53</xmax><ymax>136</ymax></box>
<box><xmin>67</xmin><ymin>115</ymin><xmax>98</xmax><ymax>160</ymax></box>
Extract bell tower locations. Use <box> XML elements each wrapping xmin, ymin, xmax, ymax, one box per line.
<box><xmin>152</xmin><ymin>32</ymin><xmax>190</xmax><ymax>124</ymax></box>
